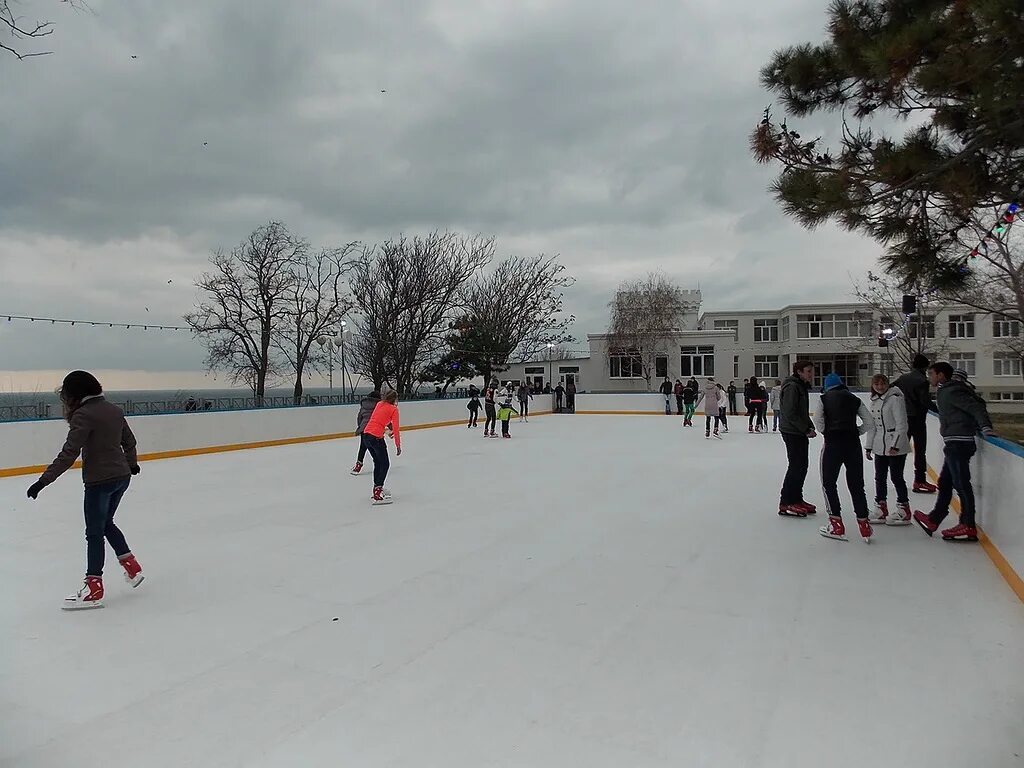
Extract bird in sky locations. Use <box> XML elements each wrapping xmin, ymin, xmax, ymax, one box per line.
<box><xmin>131</xmin><ymin>55</ymin><xmax>138</xmax><ymax>60</ymax></box>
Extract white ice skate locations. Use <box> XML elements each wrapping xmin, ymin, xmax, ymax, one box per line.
<box><xmin>372</xmin><ymin>487</ymin><xmax>393</xmax><ymax>506</ymax></box>
<box><xmin>62</xmin><ymin>577</ymin><xmax>105</xmax><ymax>610</ymax></box>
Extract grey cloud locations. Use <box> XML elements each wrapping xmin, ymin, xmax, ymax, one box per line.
<box><xmin>2</xmin><ymin>0</ymin><xmax>883</xmax><ymax>376</ymax></box>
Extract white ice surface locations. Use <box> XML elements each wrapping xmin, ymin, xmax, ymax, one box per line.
<box><xmin>1</xmin><ymin>415</ymin><xmax>1022</xmax><ymax>767</ymax></box>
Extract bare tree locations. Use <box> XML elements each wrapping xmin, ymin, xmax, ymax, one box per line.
<box><xmin>185</xmin><ymin>222</ymin><xmax>304</xmax><ymax>402</ymax></box>
<box><xmin>851</xmin><ymin>271</ymin><xmax>951</xmax><ymax>375</ymax></box>
<box><xmin>607</xmin><ymin>273</ymin><xmax>691</xmax><ymax>390</ymax></box>
<box><xmin>274</xmin><ymin>244</ymin><xmax>358</xmax><ymax>402</ymax></box>
<box><xmin>1</xmin><ymin>0</ymin><xmax>85</xmax><ymax>59</ymax></box>
<box><xmin>349</xmin><ymin>233</ymin><xmax>494</xmax><ymax>394</ymax></box>
<box><xmin>458</xmin><ymin>254</ymin><xmax>576</xmax><ymax>387</ymax></box>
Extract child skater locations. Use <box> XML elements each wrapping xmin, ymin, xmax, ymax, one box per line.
<box><xmin>498</xmin><ymin>395</ymin><xmax>519</xmax><ymax>438</ymax></box>
<box><xmin>26</xmin><ymin>371</ymin><xmax>144</xmax><ymax>610</ymax></box>
<box><xmin>716</xmin><ymin>383</ymin><xmax>730</xmax><ymax>434</ymax></box>
<box><xmin>362</xmin><ymin>390</ymin><xmax>402</xmax><ymax>505</ymax></box>
<box><xmin>351</xmin><ymin>390</ymin><xmax>381</xmax><ymax>473</ymax></box>
<box><xmin>467</xmin><ymin>389</ymin><xmax>481</xmax><ymax>428</ymax></box>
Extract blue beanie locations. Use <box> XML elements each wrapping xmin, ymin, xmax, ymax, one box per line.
<box><xmin>824</xmin><ymin>373</ymin><xmax>843</xmax><ymax>390</ymax></box>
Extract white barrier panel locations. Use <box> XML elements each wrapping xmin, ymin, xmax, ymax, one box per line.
<box><xmin>0</xmin><ymin>398</ymin><xmax>493</xmax><ymax>474</ymax></box>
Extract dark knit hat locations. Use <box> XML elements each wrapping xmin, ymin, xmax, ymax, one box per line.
<box><xmin>912</xmin><ymin>353</ymin><xmax>929</xmax><ymax>370</ymax></box>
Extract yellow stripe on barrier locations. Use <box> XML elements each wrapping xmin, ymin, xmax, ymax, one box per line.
<box><xmin>0</xmin><ymin>412</ymin><xmax>552</xmax><ymax>479</ymax></box>
<box><xmin>924</xmin><ymin>463</ymin><xmax>1024</xmax><ymax>604</ymax></box>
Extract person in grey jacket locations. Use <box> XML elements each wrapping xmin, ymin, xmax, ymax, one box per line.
<box><xmin>778</xmin><ymin>361</ymin><xmax>817</xmax><ymax>517</ymax></box>
<box><xmin>695</xmin><ymin>377</ymin><xmax>723</xmax><ymax>438</ymax></box>
<box><xmin>914</xmin><ymin>363</ymin><xmax>996</xmax><ymax>541</ymax></box>
<box><xmin>894</xmin><ymin>354</ymin><xmax>936</xmax><ymax>493</ymax></box>
<box><xmin>863</xmin><ymin>374</ymin><xmax>911</xmax><ymax>525</ymax></box>
<box><xmin>27</xmin><ymin>371</ymin><xmax>144</xmax><ymax>610</ymax></box>
<box><xmin>769</xmin><ymin>379</ymin><xmax>783</xmax><ymax>432</ymax></box>
<box><xmin>351</xmin><ymin>390</ymin><xmax>381</xmax><ymax>474</ymax></box>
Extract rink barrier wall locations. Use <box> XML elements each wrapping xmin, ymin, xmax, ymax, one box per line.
<box><xmin>923</xmin><ymin>414</ymin><xmax>1024</xmax><ymax>604</ymax></box>
<box><xmin>0</xmin><ymin>399</ymin><xmax>552</xmax><ymax>478</ymax></box>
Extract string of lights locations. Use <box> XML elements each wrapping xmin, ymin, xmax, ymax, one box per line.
<box><xmin>961</xmin><ymin>195</ymin><xmax>1020</xmax><ymax>272</ymax></box>
<box><xmin>1</xmin><ymin>313</ymin><xmax>187</xmax><ymax>332</ymax></box>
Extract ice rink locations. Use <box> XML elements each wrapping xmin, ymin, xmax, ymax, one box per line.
<box><xmin>2</xmin><ymin>414</ymin><xmax>1022</xmax><ymax>767</ymax></box>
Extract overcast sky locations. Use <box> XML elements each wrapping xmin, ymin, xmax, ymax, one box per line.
<box><xmin>0</xmin><ymin>0</ymin><xmax>884</xmax><ymax>391</ymax></box>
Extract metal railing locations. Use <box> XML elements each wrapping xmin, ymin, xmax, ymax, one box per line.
<box><xmin>0</xmin><ymin>388</ymin><xmax>478</xmax><ymax>423</ymax></box>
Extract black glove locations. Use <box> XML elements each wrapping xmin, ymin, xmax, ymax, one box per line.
<box><xmin>130</xmin><ymin>465</ymin><xmax>141</xmax><ymax>476</ymax></box>
<box><xmin>27</xmin><ymin>480</ymin><xmax>46</xmax><ymax>499</ymax></box>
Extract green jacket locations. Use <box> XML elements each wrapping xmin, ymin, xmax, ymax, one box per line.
<box><xmin>497</xmin><ymin>404</ymin><xmax>518</xmax><ymax>421</ymax></box>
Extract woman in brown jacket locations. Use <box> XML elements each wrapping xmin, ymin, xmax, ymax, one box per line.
<box><xmin>27</xmin><ymin>371</ymin><xmax>144</xmax><ymax>610</ymax></box>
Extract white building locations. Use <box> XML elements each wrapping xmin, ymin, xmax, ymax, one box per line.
<box><xmin>506</xmin><ymin>293</ymin><xmax>1024</xmax><ymax>408</ymax></box>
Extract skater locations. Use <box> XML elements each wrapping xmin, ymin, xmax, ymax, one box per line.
<box><xmin>682</xmin><ymin>381</ymin><xmax>698</xmax><ymax>427</ymax></box>
<box><xmin>756</xmin><ymin>381</ymin><xmax>770</xmax><ymax>432</ymax></box>
<box><xmin>727</xmin><ymin>380</ymin><xmax>738</xmax><ymax>415</ymax></box>
<box><xmin>484</xmin><ymin>378</ymin><xmax>499</xmax><ymax>436</ymax></box>
<box><xmin>467</xmin><ymin>389</ymin><xmax>481</xmax><ymax>428</ymax></box>
<box><xmin>769</xmin><ymin>379</ymin><xmax>783</xmax><ymax>432</ymax></box>
<box><xmin>498</xmin><ymin>398</ymin><xmax>518</xmax><ymax>437</ymax></box>
<box><xmin>566</xmin><ymin>377</ymin><xmax>577</xmax><ymax>413</ymax></box>
<box><xmin>894</xmin><ymin>354</ymin><xmax>937</xmax><ymax>494</ymax></box>
<box><xmin>813</xmin><ymin>373</ymin><xmax>873</xmax><ymax>543</ymax></box>
<box><xmin>745</xmin><ymin>376</ymin><xmax>766</xmax><ymax>433</ymax></box>
<box><xmin>26</xmin><ymin>371</ymin><xmax>144</xmax><ymax>609</ymax></box>
<box><xmin>673</xmin><ymin>379</ymin><xmax>684</xmax><ymax>415</ymax></box>
<box><xmin>913</xmin><ymin>363</ymin><xmax>996</xmax><ymax>542</ymax></box>
<box><xmin>351</xmin><ymin>390</ymin><xmax>381</xmax><ymax>473</ymax></box>
<box><xmin>717</xmin><ymin>383</ymin><xmax>730</xmax><ymax>433</ymax></box>
<box><xmin>554</xmin><ymin>382</ymin><xmax>565</xmax><ymax>412</ymax></box>
<box><xmin>778</xmin><ymin>360</ymin><xmax>817</xmax><ymax>517</ymax></box>
<box><xmin>696</xmin><ymin>377</ymin><xmax>722</xmax><ymax>438</ymax></box>
<box><xmin>516</xmin><ymin>381</ymin><xmax>533</xmax><ymax>422</ymax></box>
<box><xmin>362</xmin><ymin>389</ymin><xmax>402</xmax><ymax>504</ymax></box>
<box><xmin>660</xmin><ymin>376</ymin><xmax>673</xmax><ymax>415</ymax></box>
<box><xmin>863</xmin><ymin>374</ymin><xmax>912</xmax><ymax>526</ymax></box>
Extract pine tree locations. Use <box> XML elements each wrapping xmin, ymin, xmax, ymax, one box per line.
<box><xmin>751</xmin><ymin>0</ymin><xmax>1024</xmax><ymax>286</ymax></box>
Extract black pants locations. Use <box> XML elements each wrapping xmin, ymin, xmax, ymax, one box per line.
<box><xmin>931</xmin><ymin>441</ymin><xmax>978</xmax><ymax>527</ymax></box>
<box><xmin>820</xmin><ymin>434</ymin><xmax>869</xmax><ymax>519</ymax></box>
<box><xmin>908</xmin><ymin>419</ymin><xmax>928</xmax><ymax>484</ymax></box>
<box><xmin>362</xmin><ymin>433</ymin><xmax>390</xmax><ymax>487</ymax></box>
<box><xmin>84</xmin><ymin>477</ymin><xmax>132</xmax><ymax>577</ymax></box>
<box><xmin>675</xmin><ymin>395</ymin><xmax>684</xmax><ymax>415</ymax></box>
<box><xmin>705</xmin><ymin>414</ymin><xmax>720</xmax><ymax>432</ymax></box>
<box><xmin>356</xmin><ymin>434</ymin><xmax>368</xmax><ymax>462</ymax></box>
<box><xmin>468</xmin><ymin>408</ymin><xmax>479</xmax><ymax>427</ymax></box>
<box><xmin>728</xmin><ymin>394</ymin><xmax>737</xmax><ymax>415</ymax></box>
<box><xmin>780</xmin><ymin>433</ymin><xmax>809</xmax><ymax>506</ymax></box>
<box><xmin>484</xmin><ymin>403</ymin><xmax>496</xmax><ymax>433</ymax></box>
<box><xmin>501</xmin><ymin>418</ymin><xmax>510</xmax><ymax>436</ymax></box>
<box><xmin>519</xmin><ymin>399</ymin><xmax>529</xmax><ymax>418</ymax></box>
<box><xmin>718</xmin><ymin>407</ymin><xmax>728</xmax><ymax>429</ymax></box>
<box><xmin>555</xmin><ymin>395</ymin><xmax>563</xmax><ymax>412</ymax></box>
<box><xmin>873</xmin><ymin>453</ymin><xmax>909</xmax><ymax>504</ymax></box>
<box><xmin>757</xmin><ymin>403</ymin><xmax>768</xmax><ymax>431</ymax></box>
<box><xmin>566</xmin><ymin>393</ymin><xmax>575</xmax><ymax>412</ymax></box>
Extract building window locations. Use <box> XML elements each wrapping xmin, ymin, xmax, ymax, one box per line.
<box><xmin>949</xmin><ymin>352</ymin><xmax>976</xmax><ymax>377</ymax></box>
<box><xmin>525</xmin><ymin>367</ymin><xmax>544</xmax><ymax>375</ymax></box>
<box><xmin>713</xmin><ymin>319</ymin><xmax>739</xmax><ymax>332</ymax></box>
<box><xmin>753</xmin><ymin>319</ymin><xmax>779</xmax><ymax>343</ymax></box>
<box><xmin>781</xmin><ymin>317</ymin><xmax>790</xmax><ymax>342</ymax></box>
<box><xmin>754</xmin><ymin>355</ymin><xmax>779</xmax><ymax>379</ymax></box>
<box><xmin>733</xmin><ymin>355</ymin><xmax>739</xmax><ymax>379</ymax></box>
<box><xmin>992</xmin><ymin>391</ymin><xmax>1024</xmax><ymax>402</ymax></box>
<box><xmin>908</xmin><ymin>315</ymin><xmax>936</xmax><ymax>339</ymax></box>
<box><xmin>994</xmin><ymin>353</ymin><xmax>1022</xmax><ymax>377</ymax></box>
<box><xmin>609</xmin><ymin>351</ymin><xmax>643</xmax><ymax>379</ymax></box>
<box><xmin>796</xmin><ymin>313</ymin><xmax>871</xmax><ymax>339</ymax></box>
<box><xmin>948</xmin><ymin>314</ymin><xmax>975</xmax><ymax>339</ymax></box>
<box><xmin>797</xmin><ymin>314</ymin><xmax>825</xmax><ymax>339</ymax></box>
<box><xmin>655</xmin><ymin>356</ymin><xmax>668</xmax><ymax>379</ymax></box>
<box><xmin>993</xmin><ymin>315</ymin><xmax>1022</xmax><ymax>338</ymax></box>
<box><xmin>680</xmin><ymin>345</ymin><xmax>715</xmax><ymax>377</ymax></box>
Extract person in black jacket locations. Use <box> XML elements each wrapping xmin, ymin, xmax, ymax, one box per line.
<box><xmin>727</xmin><ymin>381</ymin><xmax>738</xmax><ymax>415</ymax></box>
<box><xmin>913</xmin><ymin>363</ymin><xmax>997</xmax><ymax>542</ymax></box>
<box><xmin>813</xmin><ymin>373</ymin><xmax>873</xmax><ymax>543</ymax></box>
<box><xmin>778</xmin><ymin>361</ymin><xmax>817</xmax><ymax>517</ymax></box>
<box><xmin>659</xmin><ymin>377</ymin><xmax>673</xmax><ymax>415</ymax></box>
<box><xmin>351</xmin><ymin>390</ymin><xmax>381</xmax><ymax>474</ymax></box>
<box><xmin>894</xmin><ymin>354</ymin><xmax>937</xmax><ymax>493</ymax></box>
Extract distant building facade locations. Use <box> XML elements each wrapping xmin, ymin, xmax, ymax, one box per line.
<box><xmin>504</xmin><ymin>294</ymin><xmax>1023</xmax><ymax>408</ymax></box>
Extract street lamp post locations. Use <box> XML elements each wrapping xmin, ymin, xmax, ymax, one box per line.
<box><xmin>338</xmin><ymin>320</ymin><xmax>348</xmax><ymax>399</ymax></box>
<box><xmin>546</xmin><ymin>343</ymin><xmax>555</xmax><ymax>390</ymax></box>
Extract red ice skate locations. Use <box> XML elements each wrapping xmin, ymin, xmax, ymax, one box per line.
<box><xmin>913</xmin><ymin>481</ymin><xmax>938</xmax><ymax>494</ymax></box>
<box><xmin>63</xmin><ymin>576</ymin><xmax>104</xmax><ymax>610</ymax></box>
<box><xmin>778</xmin><ymin>504</ymin><xmax>808</xmax><ymax>518</ymax></box>
<box><xmin>869</xmin><ymin>500</ymin><xmax>889</xmax><ymax>524</ymax></box>
<box><xmin>941</xmin><ymin>524</ymin><xmax>978</xmax><ymax>542</ymax></box>
<box><xmin>350</xmin><ymin>461</ymin><xmax>362</xmax><ymax>475</ymax></box>
<box><xmin>819</xmin><ymin>515</ymin><xmax>847</xmax><ymax>541</ymax></box>
<box><xmin>913</xmin><ymin>510</ymin><xmax>938</xmax><ymax>537</ymax></box>
<box><xmin>794</xmin><ymin>501</ymin><xmax>817</xmax><ymax>515</ymax></box>
<box><xmin>857</xmin><ymin>517</ymin><xmax>873</xmax><ymax>544</ymax></box>
<box><xmin>372</xmin><ymin>486</ymin><xmax>393</xmax><ymax>506</ymax></box>
<box><xmin>119</xmin><ymin>553</ymin><xmax>144</xmax><ymax>588</ymax></box>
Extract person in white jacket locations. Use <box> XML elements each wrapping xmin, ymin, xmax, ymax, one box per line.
<box><xmin>716</xmin><ymin>383</ymin><xmax>730</xmax><ymax>433</ymax></box>
<box><xmin>863</xmin><ymin>373</ymin><xmax>912</xmax><ymax>525</ymax></box>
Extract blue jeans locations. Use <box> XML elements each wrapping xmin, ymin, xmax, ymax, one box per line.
<box><xmin>362</xmin><ymin>434</ymin><xmax>390</xmax><ymax>487</ymax></box>
<box><xmin>931</xmin><ymin>441</ymin><xmax>978</xmax><ymax>527</ymax></box>
<box><xmin>84</xmin><ymin>477</ymin><xmax>132</xmax><ymax>577</ymax></box>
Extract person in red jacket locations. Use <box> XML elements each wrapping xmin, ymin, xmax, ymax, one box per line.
<box><xmin>362</xmin><ymin>389</ymin><xmax>402</xmax><ymax>505</ymax></box>
<box><xmin>26</xmin><ymin>371</ymin><xmax>144</xmax><ymax>610</ymax></box>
